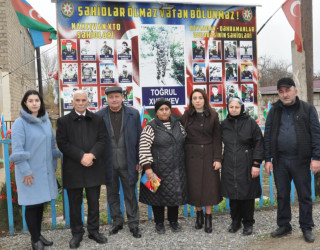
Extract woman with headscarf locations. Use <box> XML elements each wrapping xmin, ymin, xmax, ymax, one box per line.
<box><xmin>10</xmin><ymin>90</ymin><xmax>61</xmax><ymax>250</ymax></box>
<box><xmin>139</xmin><ymin>98</ymin><xmax>187</xmax><ymax>234</ymax></box>
<box><xmin>180</xmin><ymin>88</ymin><xmax>222</xmax><ymax>233</ymax></box>
<box><xmin>221</xmin><ymin>97</ymin><xmax>264</xmax><ymax>235</ymax></box>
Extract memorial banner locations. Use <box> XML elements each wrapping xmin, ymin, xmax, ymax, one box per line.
<box><xmin>57</xmin><ymin>1</ymin><xmax>257</xmax><ymax>119</ymax></box>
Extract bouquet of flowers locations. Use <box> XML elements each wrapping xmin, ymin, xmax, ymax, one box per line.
<box><xmin>141</xmin><ymin>172</ymin><xmax>161</xmax><ymax>193</ymax></box>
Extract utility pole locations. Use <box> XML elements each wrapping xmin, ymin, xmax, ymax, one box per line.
<box><xmin>301</xmin><ymin>0</ymin><xmax>313</xmax><ymax>103</ymax></box>
<box><xmin>292</xmin><ymin>0</ymin><xmax>313</xmax><ymax>103</ymax></box>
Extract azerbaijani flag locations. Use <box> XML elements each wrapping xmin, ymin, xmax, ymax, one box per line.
<box><xmin>1</xmin><ymin>114</ymin><xmax>7</xmax><ymax>139</ymax></box>
<box><xmin>11</xmin><ymin>0</ymin><xmax>57</xmax><ymax>48</ymax></box>
<box><xmin>140</xmin><ymin>107</ymin><xmax>151</xmax><ymax>129</ymax></box>
<box><xmin>263</xmin><ymin>101</ymin><xmax>272</xmax><ymax>119</ymax></box>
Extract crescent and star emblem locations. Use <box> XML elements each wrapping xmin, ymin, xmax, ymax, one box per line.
<box><xmin>290</xmin><ymin>1</ymin><xmax>300</xmax><ymax>17</ymax></box>
<box><xmin>29</xmin><ymin>9</ymin><xmax>42</xmax><ymax>20</ymax></box>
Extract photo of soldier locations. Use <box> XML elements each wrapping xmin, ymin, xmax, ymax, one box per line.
<box><xmin>139</xmin><ymin>25</ymin><xmax>185</xmax><ymax>88</ymax></box>
<box><xmin>100</xmin><ymin>87</ymin><xmax>108</xmax><ymax>108</ymax></box>
<box><xmin>117</xmin><ymin>40</ymin><xmax>132</xmax><ymax>60</ymax></box>
<box><xmin>241</xmin><ymin>63</ymin><xmax>253</xmax><ymax>81</ymax></box>
<box><xmin>83</xmin><ymin>87</ymin><xmax>98</xmax><ymax>108</ymax></box>
<box><xmin>208</xmin><ymin>40</ymin><xmax>221</xmax><ymax>60</ymax></box>
<box><xmin>62</xmin><ymin>63</ymin><xmax>78</xmax><ymax>84</ymax></box>
<box><xmin>118</xmin><ymin>62</ymin><xmax>133</xmax><ymax>83</ymax></box>
<box><xmin>193</xmin><ymin>63</ymin><xmax>206</xmax><ymax>82</ymax></box>
<box><xmin>81</xmin><ymin>63</ymin><xmax>97</xmax><ymax>84</ymax></box>
<box><xmin>99</xmin><ymin>40</ymin><xmax>114</xmax><ymax>60</ymax></box>
<box><xmin>241</xmin><ymin>84</ymin><xmax>254</xmax><ymax>103</ymax></box>
<box><xmin>122</xmin><ymin>86</ymin><xmax>133</xmax><ymax>106</ymax></box>
<box><xmin>80</xmin><ymin>39</ymin><xmax>96</xmax><ymax>61</ymax></box>
<box><xmin>225</xmin><ymin>83</ymin><xmax>239</xmax><ymax>102</ymax></box>
<box><xmin>209</xmin><ymin>84</ymin><xmax>223</xmax><ymax>104</ymax></box>
<box><xmin>209</xmin><ymin>62</ymin><xmax>222</xmax><ymax>82</ymax></box>
<box><xmin>192</xmin><ymin>40</ymin><xmax>205</xmax><ymax>60</ymax></box>
<box><xmin>225</xmin><ymin>62</ymin><xmax>238</xmax><ymax>81</ymax></box>
<box><xmin>224</xmin><ymin>40</ymin><xmax>237</xmax><ymax>60</ymax></box>
<box><xmin>244</xmin><ymin>103</ymin><xmax>257</xmax><ymax>119</ymax></box>
<box><xmin>240</xmin><ymin>41</ymin><xmax>253</xmax><ymax>60</ymax></box>
<box><xmin>62</xmin><ymin>87</ymin><xmax>79</xmax><ymax>109</ymax></box>
<box><xmin>214</xmin><ymin>107</ymin><xmax>225</xmax><ymax>121</ymax></box>
<box><xmin>152</xmin><ymin>28</ymin><xmax>171</xmax><ymax>84</ymax></box>
<box><xmin>100</xmin><ymin>63</ymin><xmax>115</xmax><ymax>84</ymax></box>
<box><xmin>61</xmin><ymin>39</ymin><xmax>77</xmax><ymax>61</ymax></box>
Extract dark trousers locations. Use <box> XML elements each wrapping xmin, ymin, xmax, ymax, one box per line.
<box><xmin>25</xmin><ymin>203</ymin><xmax>44</xmax><ymax>242</ymax></box>
<box><xmin>107</xmin><ymin>168</ymin><xmax>139</xmax><ymax>229</ymax></box>
<box><xmin>274</xmin><ymin>157</ymin><xmax>314</xmax><ymax>232</ymax></box>
<box><xmin>67</xmin><ymin>186</ymin><xmax>101</xmax><ymax>235</ymax></box>
<box><xmin>230</xmin><ymin>199</ymin><xmax>255</xmax><ymax>227</ymax></box>
<box><xmin>152</xmin><ymin>206</ymin><xmax>178</xmax><ymax>224</ymax></box>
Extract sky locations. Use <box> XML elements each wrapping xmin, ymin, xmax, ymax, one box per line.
<box><xmin>27</xmin><ymin>0</ymin><xmax>320</xmax><ymax>73</ymax></box>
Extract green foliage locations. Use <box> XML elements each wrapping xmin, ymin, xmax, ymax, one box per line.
<box><xmin>254</xmin><ymin>198</ymin><xmax>277</xmax><ymax>209</ymax></box>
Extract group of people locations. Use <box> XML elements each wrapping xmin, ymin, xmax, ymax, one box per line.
<box><xmin>10</xmin><ymin>77</ymin><xmax>320</xmax><ymax>250</ymax></box>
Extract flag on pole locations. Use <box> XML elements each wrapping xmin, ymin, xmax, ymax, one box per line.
<box><xmin>1</xmin><ymin>114</ymin><xmax>7</xmax><ymax>139</ymax></box>
<box><xmin>140</xmin><ymin>107</ymin><xmax>151</xmax><ymax>129</ymax></box>
<box><xmin>11</xmin><ymin>0</ymin><xmax>57</xmax><ymax>48</ymax></box>
<box><xmin>263</xmin><ymin>101</ymin><xmax>272</xmax><ymax>119</ymax></box>
<box><xmin>282</xmin><ymin>0</ymin><xmax>302</xmax><ymax>52</ymax></box>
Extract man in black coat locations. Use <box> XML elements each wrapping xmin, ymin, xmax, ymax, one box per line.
<box><xmin>264</xmin><ymin>78</ymin><xmax>320</xmax><ymax>243</ymax></box>
<box><xmin>56</xmin><ymin>90</ymin><xmax>108</xmax><ymax>248</ymax></box>
<box><xmin>96</xmin><ymin>86</ymin><xmax>142</xmax><ymax>238</ymax></box>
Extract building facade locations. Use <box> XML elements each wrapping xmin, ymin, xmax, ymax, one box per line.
<box><xmin>0</xmin><ymin>0</ymin><xmax>36</xmax><ymax>122</ymax></box>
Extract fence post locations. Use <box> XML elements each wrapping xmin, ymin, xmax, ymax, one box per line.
<box><xmin>2</xmin><ymin>140</ymin><xmax>14</xmax><ymax>234</ymax></box>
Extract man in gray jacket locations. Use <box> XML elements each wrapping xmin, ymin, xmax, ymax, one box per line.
<box><xmin>96</xmin><ymin>86</ymin><xmax>142</xmax><ymax>238</ymax></box>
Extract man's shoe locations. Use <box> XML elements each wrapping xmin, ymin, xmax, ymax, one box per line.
<box><xmin>303</xmin><ymin>231</ymin><xmax>315</xmax><ymax>243</ymax></box>
<box><xmin>155</xmin><ymin>223</ymin><xmax>165</xmax><ymax>234</ymax></box>
<box><xmin>69</xmin><ymin>234</ymin><xmax>83</xmax><ymax>249</ymax></box>
<box><xmin>130</xmin><ymin>227</ymin><xmax>142</xmax><ymax>238</ymax></box>
<box><xmin>31</xmin><ymin>240</ymin><xmax>44</xmax><ymax>250</ymax></box>
<box><xmin>109</xmin><ymin>225</ymin><xmax>123</xmax><ymax>235</ymax></box>
<box><xmin>169</xmin><ymin>222</ymin><xmax>182</xmax><ymax>232</ymax></box>
<box><xmin>88</xmin><ymin>232</ymin><xmax>108</xmax><ymax>244</ymax></box>
<box><xmin>243</xmin><ymin>226</ymin><xmax>253</xmax><ymax>236</ymax></box>
<box><xmin>228</xmin><ymin>223</ymin><xmax>241</xmax><ymax>233</ymax></box>
<box><xmin>39</xmin><ymin>235</ymin><xmax>53</xmax><ymax>246</ymax></box>
<box><xmin>271</xmin><ymin>227</ymin><xmax>292</xmax><ymax>238</ymax></box>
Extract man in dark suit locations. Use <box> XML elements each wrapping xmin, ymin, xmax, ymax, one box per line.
<box><xmin>62</xmin><ymin>41</ymin><xmax>77</xmax><ymax>59</ymax></box>
<box><xmin>96</xmin><ymin>86</ymin><xmax>142</xmax><ymax>238</ymax></box>
<box><xmin>56</xmin><ymin>90</ymin><xmax>108</xmax><ymax>248</ymax></box>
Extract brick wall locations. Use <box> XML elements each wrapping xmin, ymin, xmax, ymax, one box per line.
<box><xmin>0</xmin><ymin>0</ymin><xmax>36</xmax><ymax>121</ymax></box>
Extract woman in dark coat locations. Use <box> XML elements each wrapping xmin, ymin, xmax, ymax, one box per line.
<box><xmin>221</xmin><ymin>97</ymin><xmax>264</xmax><ymax>236</ymax></box>
<box><xmin>180</xmin><ymin>89</ymin><xmax>222</xmax><ymax>233</ymax></box>
<box><xmin>139</xmin><ymin>98</ymin><xmax>187</xmax><ymax>234</ymax></box>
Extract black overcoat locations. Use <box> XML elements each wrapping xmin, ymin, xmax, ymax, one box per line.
<box><xmin>56</xmin><ymin>109</ymin><xmax>107</xmax><ymax>188</ymax></box>
<box><xmin>221</xmin><ymin>114</ymin><xmax>264</xmax><ymax>200</ymax></box>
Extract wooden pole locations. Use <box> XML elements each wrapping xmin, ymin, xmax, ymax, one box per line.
<box><xmin>301</xmin><ymin>0</ymin><xmax>313</xmax><ymax>103</ymax></box>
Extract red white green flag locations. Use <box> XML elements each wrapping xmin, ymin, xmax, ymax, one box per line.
<box><xmin>11</xmin><ymin>0</ymin><xmax>57</xmax><ymax>48</ymax></box>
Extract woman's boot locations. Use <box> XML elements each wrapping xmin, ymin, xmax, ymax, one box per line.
<box><xmin>195</xmin><ymin>210</ymin><xmax>204</xmax><ymax>229</ymax></box>
<box><xmin>204</xmin><ymin>213</ymin><xmax>212</xmax><ymax>233</ymax></box>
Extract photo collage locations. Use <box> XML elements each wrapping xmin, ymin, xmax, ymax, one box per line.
<box><xmin>60</xmin><ymin>38</ymin><xmax>134</xmax><ymax>113</ymax></box>
<box><xmin>191</xmin><ymin>39</ymin><xmax>255</xmax><ymax>119</ymax></box>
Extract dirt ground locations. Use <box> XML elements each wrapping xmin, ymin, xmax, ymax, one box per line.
<box><xmin>247</xmin><ymin>230</ymin><xmax>320</xmax><ymax>250</ymax></box>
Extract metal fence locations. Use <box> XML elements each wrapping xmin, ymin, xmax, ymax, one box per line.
<box><xmin>0</xmin><ymin>139</ymin><xmax>317</xmax><ymax>235</ymax></box>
